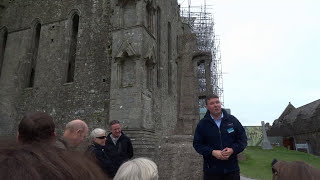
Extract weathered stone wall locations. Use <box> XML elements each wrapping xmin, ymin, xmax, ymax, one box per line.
<box><xmin>109</xmin><ymin>0</ymin><xmax>187</xmax><ymax>158</ymax></box>
<box><xmin>175</xmin><ymin>23</ymin><xmax>199</xmax><ymax>135</ymax></box>
<box><xmin>156</xmin><ymin>135</ymin><xmax>203</xmax><ymax>180</ymax></box>
<box><xmin>0</xmin><ymin>0</ymin><xmax>112</xmax><ymax>136</ymax></box>
<box><xmin>159</xmin><ymin>22</ymin><xmax>203</xmax><ymax>179</ymax></box>
<box><xmin>0</xmin><ymin>0</ymin><xmax>207</xmax><ymax>178</ymax></box>
<box><xmin>0</xmin><ymin>0</ymin><xmax>9</xmax><ymax>24</ymax></box>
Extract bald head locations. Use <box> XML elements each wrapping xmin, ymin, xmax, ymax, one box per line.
<box><xmin>66</xmin><ymin>119</ymin><xmax>88</xmax><ymax>132</ymax></box>
<box><xmin>63</xmin><ymin>119</ymin><xmax>88</xmax><ymax>147</ymax></box>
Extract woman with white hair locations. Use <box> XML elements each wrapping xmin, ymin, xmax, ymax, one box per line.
<box><xmin>86</xmin><ymin>128</ymin><xmax>116</xmax><ymax>178</ymax></box>
<box><xmin>113</xmin><ymin>157</ymin><xmax>158</xmax><ymax>180</ymax></box>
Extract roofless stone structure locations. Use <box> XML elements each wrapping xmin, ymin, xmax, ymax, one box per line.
<box><xmin>268</xmin><ymin>99</ymin><xmax>320</xmax><ymax>155</ymax></box>
<box><xmin>0</xmin><ymin>0</ymin><xmax>221</xmax><ymax>179</ymax></box>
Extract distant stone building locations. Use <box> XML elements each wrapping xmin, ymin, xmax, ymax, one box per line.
<box><xmin>267</xmin><ymin>100</ymin><xmax>320</xmax><ymax>155</ymax></box>
<box><xmin>0</xmin><ymin>0</ymin><xmax>216</xmax><ymax>179</ymax></box>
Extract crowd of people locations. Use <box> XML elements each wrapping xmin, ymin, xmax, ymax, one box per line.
<box><xmin>0</xmin><ymin>111</ymin><xmax>158</xmax><ymax>180</ymax></box>
<box><xmin>0</xmin><ymin>94</ymin><xmax>248</xmax><ymax>180</ymax></box>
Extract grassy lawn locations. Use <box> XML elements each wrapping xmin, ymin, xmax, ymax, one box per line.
<box><xmin>239</xmin><ymin>146</ymin><xmax>320</xmax><ymax>180</ymax></box>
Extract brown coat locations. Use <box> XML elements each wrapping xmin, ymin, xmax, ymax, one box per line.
<box><xmin>272</xmin><ymin>161</ymin><xmax>320</xmax><ymax>180</ymax></box>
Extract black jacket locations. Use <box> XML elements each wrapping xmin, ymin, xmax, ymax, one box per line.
<box><xmin>105</xmin><ymin>132</ymin><xmax>133</xmax><ymax>170</ymax></box>
<box><xmin>193</xmin><ymin>109</ymin><xmax>247</xmax><ymax>174</ymax></box>
<box><xmin>86</xmin><ymin>142</ymin><xmax>117</xmax><ymax>177</ymax></box>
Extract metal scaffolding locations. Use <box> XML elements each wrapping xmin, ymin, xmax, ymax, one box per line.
<box><xmin>179</xmin><ymin>1</ymin><xmax>224</xmax><ymax>106</ymax></box>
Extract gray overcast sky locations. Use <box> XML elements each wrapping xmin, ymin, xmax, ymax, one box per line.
<box><xmin>178</xmin><ymin>0</ymin><xmax>320</xmax><ymax>126</ymax></box>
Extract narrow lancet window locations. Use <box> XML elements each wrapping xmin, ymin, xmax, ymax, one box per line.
<box><xmin>66</xmin><ymin>14</ymin><xmax>79</xmax><ymax>83</ymax></box>
<box><xmin>27</xmin><ymin>23</ymin><xmax>41</xmax><ymax>88</ymax></box>
<box><xmin>147</xmin><ymin>4</ymin><xmax>154</xmax><ymax>33</ymax></box>
<box><xmin>156</xmin><ymin>7</ymin><xmax>161</xmax><ymax>87</ymax></box>
<box><xmin>167</xmin><ymin>22</ymin><xmax>172</xmax><ymax>94</ymax></box>
<box><xmin>0</xmin><ymin>28</ymin><xmax>8</xmax><ymax>79</ymax></box>
<box><xmin>198</xmin><ymin>61</ymin><xmax>206</xmax><ymax>93</ymax></box>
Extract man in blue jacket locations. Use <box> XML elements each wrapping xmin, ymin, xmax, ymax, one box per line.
<box><xmin>193</xmin><ymin>94</ymin><xmax>247</xmax><ymax>180</ymax></box>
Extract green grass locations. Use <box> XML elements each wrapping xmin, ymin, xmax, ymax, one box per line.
<box><xmin>239</xmin><ymin>146</ymin><xmax>320</xmax><ymax>180</ymax></box>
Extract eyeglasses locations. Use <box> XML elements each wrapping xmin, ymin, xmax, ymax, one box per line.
<box><xmin>96</xmin><ymin>136</ymin><xmax>106</xmax><ymax>139</ymax></box>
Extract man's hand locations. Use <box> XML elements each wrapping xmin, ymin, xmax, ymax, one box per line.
<box><xmin>221</xmin><ymin>147</ymin><xmax>234</xmax><ymax>159</ymax></box>
<box><xmin>212</xmin><ymin>150</ymin><xmax>228</xmax><ymax>160</ymax></box>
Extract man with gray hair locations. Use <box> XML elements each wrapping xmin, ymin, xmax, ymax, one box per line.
<box><xmin>86</xmin><ymin>128</ymin><xmax>116</xmax><ymax>178</ymax></box>
<box><xmin>114</xmin><ymin>157</ymin><xmax>158</xmax><ymax>180</ymax></box>
<box><xmin>56</xmin><ymin>119</ymin><xmax>88</xmax><ymax>150</ymax></box>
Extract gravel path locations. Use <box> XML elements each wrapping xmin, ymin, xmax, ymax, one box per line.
<box><xmin>241</xmin><ymin>176</ymin><xmax>257</xmax><ymax>180</ymax></box>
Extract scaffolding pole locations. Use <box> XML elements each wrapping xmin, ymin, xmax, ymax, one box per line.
<box><xmin>179</xmin><ymin>2</ymin><xmax>224</xmax><ymax>106</ymax></box>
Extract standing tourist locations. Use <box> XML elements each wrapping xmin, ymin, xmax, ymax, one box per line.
<box><xmin>105</xmin><ymin>120</ymin><xmax>133</xmax><ymax>174</ymax></box>
<box><xmin>86</xmin><ymin>128</ymin><xmax>116</xmax><ymax>178</ymax></box>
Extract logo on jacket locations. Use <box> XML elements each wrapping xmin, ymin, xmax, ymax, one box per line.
<box><xmin>227</xmin><ymin>128</ymin><xmax>234</xmax><ymax>133</ymax></box>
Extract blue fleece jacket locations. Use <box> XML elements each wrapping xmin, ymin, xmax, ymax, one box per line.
<box><xmin>193</xmin><ymin>108</ymin><xmax>247</xmax><ymax>174</ymax></box>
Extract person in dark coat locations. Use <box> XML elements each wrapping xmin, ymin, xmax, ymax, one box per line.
<box><xmin>55</xmin><ymin>119</ymin><xmax>88</xmax><ymax>150</ymax></box>
<box><xmin>193</xmin><ymin>94</ymin><xmax>247</xmax><ymax>180</ymax></box>
<box><xmin>272</xmin><ymin>159</ymin><xmax>320</xmax><ymax>180</ymax></box>
<box><xmin>0</xmin><ymin>139</ymin><xmax>109</xmax><ymax>180</ymax></box>
<box><xmin>86</xmin><ymin>128</ymin><xmax>116</xmax><ymax>178</ymax></box>
<box><xmin>18</xmin><ymin>112</ymin><xmax>56</xmax><ymax>144</ymax></box>
<box><xmin>105</xmin><ymin>120</ymin><xmax>134</xmax><ymax>173</ymax></box>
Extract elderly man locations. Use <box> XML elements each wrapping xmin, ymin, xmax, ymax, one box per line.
<box><xmin>18</xmin><ymin>112</ymin><xmax>56</xmax><ymax>144</ymax></box>
<box><xmin>105</xmin><ymin>120</ymin><xmax>133</xmax><ymax>174</ymax></box>
<box><xmin>56</xmin><ymin>119</ymin><xmax>88</xmax><ymax>150</ymax></box>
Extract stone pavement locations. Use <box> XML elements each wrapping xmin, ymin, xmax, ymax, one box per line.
<box><xmin>241</xmin><ymin>176</ymin><xmax>257</xmax><ymax>180</ymax></box>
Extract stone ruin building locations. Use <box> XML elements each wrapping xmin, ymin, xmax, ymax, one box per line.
<box><xmin>267</xmin><ymin>99</ymin><xmax>320</xmax><ymax>156</ymax></box>
<box><xmin>0</xmin><ymin>0</ymin><xmax>222</xmax><ymax>179</ymax></box>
